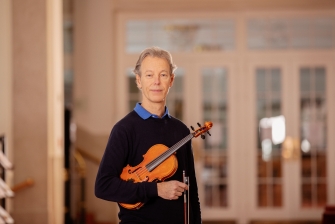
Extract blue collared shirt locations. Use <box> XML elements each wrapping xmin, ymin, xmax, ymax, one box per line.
<box><xmin>134</xmin><ymin>103</ymin><xmax>171</xmax><ymax>119</ymax></box>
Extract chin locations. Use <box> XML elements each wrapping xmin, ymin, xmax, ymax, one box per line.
<box><xmin>150</xmin><ymin>98</ymin><xmax>165</xmax><ymax>103</ymax></box>
<box><xmin>150</xmin><ymin>95</ymin><xmax>165</xmax><ymax>101</ymax></box>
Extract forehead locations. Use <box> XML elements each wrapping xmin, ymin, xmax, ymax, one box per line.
<box><xmin>141</xmin><ymin>56</ymin><xmax>170</xmax><ymax>72</ymax></box>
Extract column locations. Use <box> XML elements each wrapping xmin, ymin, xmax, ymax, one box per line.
<box><xmin>12</xmin><ymin>0</ymin><xmax>64</xmax><ymax>223</ymax></box>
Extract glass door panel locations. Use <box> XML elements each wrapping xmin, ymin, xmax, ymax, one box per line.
<box><xmin>166</xmin><ymin>69</ymin><xmax>184</xmax><ymax>120</ymax></box>
<box><xmin>127</xmin><ymin>68</ymin><xmax>141</xmax><ymax>111</ymax></box>
<box><xmin>201</xmin><ymin>67</ymin><xmax>228</xmax><ymax>208</ymax></box>
<box><xmin>299</xmin><ymin>66</ymin><xmax>327</xmax><ymax>207</ymax></box>
<box><xmin>256</xmin><ymin>67</ymin><xmax>283</xmax><ymax>207</ymax></box>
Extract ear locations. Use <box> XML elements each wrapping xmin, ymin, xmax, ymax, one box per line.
<box><xmin>169</xmin><ymin>74</ymin><xmax>175</xmax><ymax>88</ymax></box>
<box><xmin>136</xmin><ymin>74</ymin><xmax>142</xmax><ymax>89</ymax></box>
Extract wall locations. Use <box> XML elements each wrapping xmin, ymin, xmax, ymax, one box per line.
<box><xmin>73</xmin><ymin>0</ymin><xmax>117</xmax><ymax>222</ymax></box>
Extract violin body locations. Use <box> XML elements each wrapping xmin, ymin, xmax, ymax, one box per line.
<box><xmin>119</xmin><ymin>144</ymin><xmax>178</xmax><ymax>210</ymax></box>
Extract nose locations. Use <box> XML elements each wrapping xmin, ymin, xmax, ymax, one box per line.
<box><xmin>153</xmin><ymin>74</ymin><xmax>161</xmax><ymax>85</ymax></box>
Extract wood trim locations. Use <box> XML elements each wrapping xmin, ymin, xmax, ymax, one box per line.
<box><xmin>114</xmin><ymin>0</ymin><xmax>335</xmax><ymax>12</ymax></box>
<box><xmin>11</xmin><ymin>178</ymin><xmax>34</xmax><ymax>192</ymax></box>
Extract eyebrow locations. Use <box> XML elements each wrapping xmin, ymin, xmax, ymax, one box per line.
<box><xmin>144</xmin><ymin>69</ymin><xmax>169</xmax><ymax>73</ymax></box>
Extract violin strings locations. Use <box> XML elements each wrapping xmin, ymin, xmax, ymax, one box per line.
<box><xmin>134</xmin><ymin>134</ymin><xmax>192</xmax><ymax>179</ymax></box>
<box><xmin>146</xmin><ymin>134</ymin><xmax>193</xmax><ymax>171</ymax></box>
<box><xmin>146</xmin><ymin>135</ymin><xmax>189</xmax><ymax>171</ymax></box>
<box><xmin>133</xmin><ymin>133</ymin><xmax>194</xmax><ymax>179</ymax></box>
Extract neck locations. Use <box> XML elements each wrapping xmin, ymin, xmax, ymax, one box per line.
<box><xmin>141</xmin><ymin>102</ymin><xmax>166</xmax><ymax>117</ymax></box>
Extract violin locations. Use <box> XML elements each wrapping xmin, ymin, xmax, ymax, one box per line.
<box><xmin>119</xmin><ymin>121</ymin><xmax>213</xmax><ymax>210</ymax></box>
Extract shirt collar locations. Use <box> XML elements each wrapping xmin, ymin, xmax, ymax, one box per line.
<box><xmin>134</xmin><ymin>103</ymin><xmax>171</xmax><ymax>120</ymax></box>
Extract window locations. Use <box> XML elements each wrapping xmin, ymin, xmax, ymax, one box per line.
<box><xmin>126</xmin><ymin>19</ymin><xmax>235</xmax><ymax>53</ymax></box>
<box><xmin>166</xmin><ymin>69</ymin><xmax>184</xmax><ymax>120</ymax></box>
<box><xmin>256</xmin><ymin>68</ymin><xmax>283</xmax><ymax>207</ymax></box>
<box><xmin>247</xmin><ymin>18</ymin><xmax>335</xmax><ymax>49</ymax></box>
<box><xmin>300</xmin><ymin>67</ymin><xmax>327</xmax><ymax>207</ymax></box>
<box><xmin>127</xmin><ymin>68</ymin><xmax>140</xmax><ymax>111</ymax></box>
<box><xmin>202</xmin><ymin>67</ymin><xmax>228</xmax><ymax>207</ymax></box>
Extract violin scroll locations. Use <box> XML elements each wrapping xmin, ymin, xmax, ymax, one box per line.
<box><xmin>191</xmin><ymin>121</ymin><xmax>213</xmax><ymax>139</ymax></box>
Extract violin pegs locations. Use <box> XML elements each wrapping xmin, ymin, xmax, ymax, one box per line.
<box><xmin>207</xmin><ymin>131</ymin><xmax>211</xmax><ymax>136</ymax></box>
<box><xmin>197</xmin><ymin>122</ymin><xmax>201</xmax><ymax>127</ymax></box>
<box><xmin>190</xmin><ymin>126</ymin><xmax>195</xmax><ymax>131</ymax></box>
<box><xmin>201</xmin><ymin>135</ymin><xmax>205</xmax><ymax>139</ymax></box>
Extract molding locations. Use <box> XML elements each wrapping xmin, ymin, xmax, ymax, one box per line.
<box><xmin>114</xmin><ymin>0</ymin><xmax>335</xmax><ymax>12</ymax></box>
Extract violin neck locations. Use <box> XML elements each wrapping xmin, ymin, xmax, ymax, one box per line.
<box><xmin>146</xmin><ymin>133</ymin><xmax>194</xmax><ymax>172</ymax></box>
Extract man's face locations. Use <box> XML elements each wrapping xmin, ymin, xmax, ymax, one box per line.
<box><xmin>136</xmin><ymin>56</ymin><xmax>174</xmax><ymax>106</ymax></box>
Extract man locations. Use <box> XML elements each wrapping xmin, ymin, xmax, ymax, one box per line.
<box><xmin>95</xmin><ymin>47</ymin><xmax>202</xmax><ymax>224</ymax></box>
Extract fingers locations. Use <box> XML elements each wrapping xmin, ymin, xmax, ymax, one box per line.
<box><xmin>157</xmin><ymin>180</ymin><xmax>188</xmax><ymax>200</ymax></box>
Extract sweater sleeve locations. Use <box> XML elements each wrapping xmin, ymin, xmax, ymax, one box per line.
<box><xmin>95</xmin><ymin>124</ymin><xmax>157</xmax><ymax>204</ymax></box>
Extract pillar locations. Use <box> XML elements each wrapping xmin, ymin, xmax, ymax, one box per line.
<box><xmin>12</xmin><ymin>0</ymin><xmax>64</xmax><ymax>223</ymax></box>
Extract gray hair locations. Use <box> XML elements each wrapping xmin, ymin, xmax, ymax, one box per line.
<box><xmin>133</xmin><ymin>46</ymin><xmax>177</xmax><ymax>76</ymax></box>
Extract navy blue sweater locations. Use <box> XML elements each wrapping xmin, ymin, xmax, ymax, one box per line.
<box><xmin>95</xmin><ymin>110</ymin><xmax>202</xmax><ymax>224</ymax></box>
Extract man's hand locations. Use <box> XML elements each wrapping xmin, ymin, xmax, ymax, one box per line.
<box><xmin>157</xmin><ymin>180</ymin><xmax>188</xmax><ymax>200</ymax></box>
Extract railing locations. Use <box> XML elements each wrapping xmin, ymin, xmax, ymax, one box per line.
<box><xmin>73</xmin><ymin>147</ymin><xmax>101</xmax><ymax>224</ymax></box>
<box><xmin>76</xmin><ymin>148</ymin><xmax>101</xmax><ymax>165</ymax></box>
<box><xmin>0</xmin><ymin>135</ymin><xmax>14</xmax><ymax>223</ymax></box>
<box><xmin>11</xmin><ymin>178</ymin><xmax>34</xmax><ymax>193</ymax></box>
<box><xmin>0</xmin><ymin>135</ymin><xmax>35</xmax><ymax>224</ymax></box>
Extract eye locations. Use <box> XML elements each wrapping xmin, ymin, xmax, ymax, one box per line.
<box><xmin>145</xmin><ymin>74</ymin><xmax>153</xmax><ymax>78</ymax></box>
<box><xmin>161</xmin><ymin>73</ymin><xmax>168</xmax><ymax>78</ymax></box>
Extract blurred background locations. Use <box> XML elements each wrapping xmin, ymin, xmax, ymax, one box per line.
<box><xmin>1</xmin><ymin>0</ymin><xmax>335</xmax><ymax>224</ymax></box>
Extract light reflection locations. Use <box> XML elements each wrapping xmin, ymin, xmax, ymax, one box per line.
<box><xmin>271</xmin><ymin>116</ymin><xmax>286</xmax><ymax>145</ymax></box>
<box><xmin>70</xmin><ymin>122</ymin><xmax>77</xmax><ymax>143</ymax></box>
<box><xmin>259</xmin><ymin>115</ymin><xmax>286</xmax><ymax>145</ymax></box>
<box><xmin>262</xmin><ymin>139</ymin><xmax>272</xmax><ymax>161</ymax></box>
<box><xmin>282</xmin><ymin>136</ymin><xmax>300</xmax><ymax>160</ymax></box>
<box><xmin>259</xmin><ymin>115</ymin><xmax>286</xmax><ymax>161</ymax></box>
<box><xmin>301</xmin><ymin>139</ymin><xmax>311</xmax><ymax>153</ymax></box>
